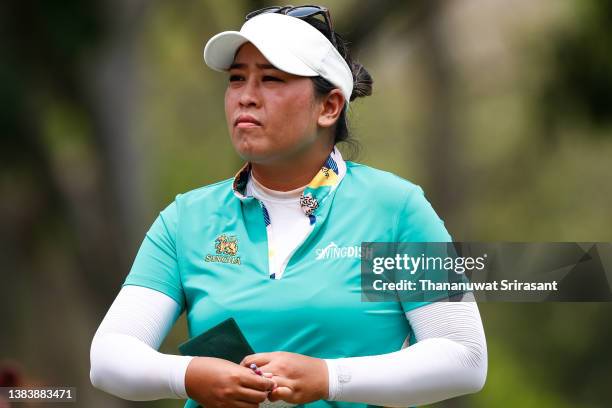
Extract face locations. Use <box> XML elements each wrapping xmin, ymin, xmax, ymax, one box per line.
<box><xmin>224</xmin><ymin>42</ymin><xmax>323</xmax><ymax>164</ymax></box>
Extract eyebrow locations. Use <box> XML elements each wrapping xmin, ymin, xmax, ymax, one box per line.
<box><xmin>229</xmin><ymin>63</ymin><xmax>278</xmax><ymax>70</ymax></box>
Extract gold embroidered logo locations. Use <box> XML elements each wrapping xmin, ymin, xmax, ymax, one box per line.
<box><xmin>205</xmin><ymin>234</ymin><xmax>241</xmax><ymax>264</ymax></box>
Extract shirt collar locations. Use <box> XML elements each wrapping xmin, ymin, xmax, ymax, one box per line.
<box><xmin>232</xmin><ymin>146</ymin><xmax>347</xmax><ymax>223</ymax></box>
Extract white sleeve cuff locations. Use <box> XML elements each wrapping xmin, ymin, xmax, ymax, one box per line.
<box><xmin>169</xmin><ymin>355</ymin><xmax>195</xmax><ymax>399</ymax></box>
<box><xmin>323</xmin><ymin>358</ymin><xmax>351</xmax><ymax>401</ymax></box>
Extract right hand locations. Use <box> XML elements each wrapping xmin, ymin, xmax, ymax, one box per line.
<box><xmin>185</xmin><ymin>357</ymin><xmax>277</xmax><ymax>408</ymax></box>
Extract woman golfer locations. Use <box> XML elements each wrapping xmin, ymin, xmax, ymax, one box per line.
<box><xmin>90</xmin><ymin>5</ymin><xmax>487</xmax><ymax>408</ymax></box>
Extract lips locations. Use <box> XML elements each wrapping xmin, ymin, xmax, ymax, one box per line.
<box><xmin>234</xmin><ymin>114</ymin><xmax>262</xmax><ymax>128</ymax></box>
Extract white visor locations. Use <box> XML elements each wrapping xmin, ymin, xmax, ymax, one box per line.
<box><xmin>203</xmin><ymin>13</ymin><xmax>353</xmax><ymax>105</ymax></box>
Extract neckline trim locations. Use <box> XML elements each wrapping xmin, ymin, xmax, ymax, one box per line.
<box><xmin>232</xmin><ymin>146</ymin><xmax>347</xmax><ymax>224</ymax></box>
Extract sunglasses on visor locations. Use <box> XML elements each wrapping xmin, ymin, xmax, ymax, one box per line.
<box><xmin>245</xmin><ymin>5</ymin><xmax>338</xmax><ymax>48</ymax></box>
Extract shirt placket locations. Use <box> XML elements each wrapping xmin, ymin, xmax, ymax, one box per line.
<box><xmin>232</xmin><ymin>148</ymin><xmax>346</xmax><ymax>279</ymax></box>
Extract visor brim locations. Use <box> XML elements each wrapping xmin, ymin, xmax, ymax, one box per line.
<box><xmin>203</xmin><ymin>30</ymin><xmax>318</xmax><ymax>77</ymax></box>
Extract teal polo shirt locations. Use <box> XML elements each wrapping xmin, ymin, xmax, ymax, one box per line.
<box><xmin>123</xmin><ymin>150</ymin><xmax>452</xmax><ymax>408</ymax></box>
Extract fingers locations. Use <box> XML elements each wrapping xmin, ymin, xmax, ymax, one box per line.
<box><xmin>266</xmin><ymin>376</ymin><xmax>293</xmax><ymax>402</ymax></box>
<box><xmin>236</xmin><ymin>387</ymin><xmax>270</xmax><ymax>404</ymax></box>
<box><xmin>269</xmin><ymin>386</ymin><xmax>294</xmax><ymax>403</ymax></box>
<box><xmin>239</xmin><ymin>369</ymin><xmax>276</xmax><ymax>391</ymax></box>
<box><xmin>269</xmin><ymin>375</ymin><xmax>292</xmax><ymax>389</ymax></box>
<box><xmin>256</xmin><ymin>362</ymin><xmax>285</xmax><ymax>377</ymax></box>
<box><xmin>240</xmin><ymin>352</ymin><xmax>272</xmax><ymax>367</ymax></box>
<box><xmin>232</xmin><ymin>401</ymin><xmax>261</xmax><ymax>408</ymax></box>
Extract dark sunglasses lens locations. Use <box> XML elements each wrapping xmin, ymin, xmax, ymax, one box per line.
<box><xmin>286</xmin><ymin>6</ymin><xmax>324</xmax><ymax>18</ymax></box>
<box><xmin>246</xmin><ymin>6</ymin><xmax>282</xmax><ymax>20</ymax></box>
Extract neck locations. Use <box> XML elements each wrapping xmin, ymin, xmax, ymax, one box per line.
<box><xmin>250</xmin><ymin>142</ymin><xmax>334</xmax><ymax>192</ymax></box>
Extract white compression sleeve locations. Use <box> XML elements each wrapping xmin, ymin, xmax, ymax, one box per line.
<box><xmin>89</xmin><ymin>285</ymin><xmax>195</xmax><ymax>400</ymax></box>
<box><xmin>325</xmin><ymin>292</ymin><xmax>487</xmax><ymax>407</ymax></box>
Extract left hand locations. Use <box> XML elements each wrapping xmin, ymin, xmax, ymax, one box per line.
<box><xmin>240</xmin><ymin>352</ymin><xmax>329</xmax><ymax>404</ymax></box>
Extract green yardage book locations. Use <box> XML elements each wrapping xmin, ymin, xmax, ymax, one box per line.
<box><xmin>178</xmin><ymin>317</ymin><xmax>255</xmax><ymax>365</ymax></box>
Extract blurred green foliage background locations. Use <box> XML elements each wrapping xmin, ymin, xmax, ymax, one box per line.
<box><xmin>1</xmin><ymin>0</ymin><xmax>611</xmax><ymax>407</ymax></box>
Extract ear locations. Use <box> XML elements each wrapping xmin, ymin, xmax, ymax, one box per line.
<box><xmin>317</xmin><ymin>89</ymin><xmax>345</xmax><ymax>128</ymax></box>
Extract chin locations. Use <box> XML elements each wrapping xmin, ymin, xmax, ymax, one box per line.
<box><xmin>230</xmin><ymin>131</ymin><xmax>272</xmax><ymax>158</ymax></box>
<box><xmin>233</xmin><ymin>141</ymin><xmax>272</xmax><ymax>163</ymax></box>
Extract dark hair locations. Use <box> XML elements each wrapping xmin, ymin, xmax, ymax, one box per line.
<box><xmin>304</xmin><ymin>16</ymin><xmax>373</xmax><ymax>154</ymax></box>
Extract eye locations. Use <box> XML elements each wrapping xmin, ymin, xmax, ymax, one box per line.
<box><xmin>263</xmin><ymin>75</ymin><xmax>283</xmax><ymax>82</ymax></box>
<box><xmin>229</xmin><ymin>74</ymin><xmax>244</xmax><ymax>82</ymax></box>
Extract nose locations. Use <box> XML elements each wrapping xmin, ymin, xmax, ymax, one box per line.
<box><xmin>238</xmin><ymin>77</ymin><xmax>261</xmax><ymax>108</ymax></box>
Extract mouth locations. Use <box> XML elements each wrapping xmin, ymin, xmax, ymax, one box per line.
<box><xmin>234</xmin><ymin>115</ymin><xmax>262</xmax><ymax>128</ymax></box>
